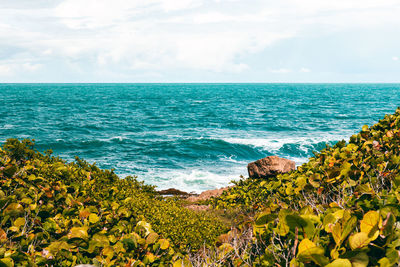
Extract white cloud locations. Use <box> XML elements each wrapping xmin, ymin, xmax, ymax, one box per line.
<box><xmin>300</xmin><ymin>67</ymin><xmax>311</xmax><ymax>73</ymax></box>
<box><xmin>0</xmin><ymin>0</ymin><xmax>399</xmax><ymax>81</ymax></box>
<box><xmin>270</xmin><ymin>68</ymin><xmax>292</xmax><ymax>74</ymax></box>
<box><xmin>0</xmin><ymin>65</ymin><xmax>12</xmax><ymax>76</ymax></box>
<box><xmin>393</xmin><ymin>56</ymin><xmax>399</xmax><ymax>61</ymax></box>
<box><xmin>22</xmin><ymin>63</ymin><xmax>42</xmax><ymax>71</ymax></box>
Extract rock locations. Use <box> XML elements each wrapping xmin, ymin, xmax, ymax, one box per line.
<box><xmin>158</xmin><ymin>188</ymin><xmax>191</xmax><ymax>196</ymax></box>
<box><xmin>247</xmin><ymin>156</ymin><xmax>295</xmax><ymax>179</ymax></box>
<box><xmin>186</xmin><ymin>186</ymin><xmax>231</xmax><ymax>202</ymax></box>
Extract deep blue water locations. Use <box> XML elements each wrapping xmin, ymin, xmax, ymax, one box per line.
<box><xmin>1</xmin><ymin>83</ymin><xmax>399</xmax><ymax>192</ymax></box>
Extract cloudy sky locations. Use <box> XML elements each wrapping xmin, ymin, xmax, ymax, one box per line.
<box><xmin>0</xmin><ymin>0</ymin><xmax>399</xmax><ymax>82</ymax></box>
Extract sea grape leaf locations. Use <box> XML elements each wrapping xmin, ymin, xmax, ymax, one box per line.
<box><xmin>360</xmin><ymin>211</ymin><xmax>380</xmax><ymax>240</ymax></box>
<box><xmin>323</xmin><ymin>213</ymin><xmax>337</xmax><ymax>233</ymax></box>
<box><xmin>0</xmin><ymin>257</ymin><xmax>14</xmax><ymax>267</ymax></box>
<box><xmin>13</xmin><ymin>217</ymin><xmax>25</xmax><ymax>228</ymax></box>
<box><xmin>4</xmin><ymin>203</ymin><xmax>24</xmax><ymax>217</ymax></box>
<box><xmin>285</xmin><ymin>214</ymin><xmax>307</xmax><ymax>229</ymax></box>
<box><xmin>297</xmin><ymin>238</ymin><xmax>315</xmax><ymax>254</ymax></box>
<box><xmin>135</xmin><ymin>221</ymin><xmax>152</xmax><ymax>237</ymax></box>
<box><xmin>341</xmin><ymin>216</ymin><xmax>357</xmax><ymax>242</ymax></box>
<box><xmin>0</xmin><ymin>229</ymin><xmax>7</xmax><ymax>241</ymax></box>
<box><xmin>255</xmin><ymin>211</ymin><xmax>277</xmax><ymax>226</ymax></box>
<box><xmin>88</xmin><ymin>213</ymin><xmax>100</xmax><ymax>224</ymax></box>
<box><xmin>47</xmin><ymin>241</ymin><xmax>71</xmax><ymax>254</ymax></box>
<box><xmin>381</xmin><ymin>213</ymin><xmax>395</xmax><ymax>237</ymax></box>
<box><xmin>326</xmin><ymin>258</ymin><xmax>352</xmax><ymax>267</ymax></box>
<box><xmin>158</xmin><ymin>239</ymin><xmax>170</xmax><ymax>250</ymax></box>
<box><xmin>349</xmin><ymin>232</ymin><xmax>370</xmax><ymax>250</ymax></box>
<box><xmin>146</xmin><ymin>232</ymin><xmax>159</xmax><ymax>244</ymax></box>
<box><xmin>297</xmin><ymin>246</ymin><xmax>329</xmax><ymax>266</ymax></box>
<box><xmin>350</xmin><ymin>252</ymin><xmax>369</xmax><ymax>267</ymax></box>
<box><xmin>68</xmin><ymin>227</ymin><xmax>89</xmax><ymax>240</ymax></box>
<box><xmin>378</xmin><ymin>257</ymin><xmax>391</xmax><ymax>267</ymax></box>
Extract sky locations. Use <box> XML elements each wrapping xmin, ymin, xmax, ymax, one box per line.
<box><xmin>0</xmin><ymin>0</ymin><xmax>399</xmax><ymax>83</ymax></box>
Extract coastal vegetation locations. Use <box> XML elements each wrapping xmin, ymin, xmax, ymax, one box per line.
<box><xmin>0</xmin><ymin>139</ymin><xmax>226</xmax><ymax>266</ymax></box>
<box><xmin>2</xmin><ymin>108</ymin><xmax>400</xmax><ymax>266</ymax></box>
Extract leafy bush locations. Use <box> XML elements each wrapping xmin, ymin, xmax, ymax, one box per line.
<box><xmin>0</xmin><ymin>139</ymin><xmax>227</xmax><ymax>266</ymax></box>
<box><xmin>214</xmin><ymin>108</ymin><xmax>400</xmax><ymax>266</ymax></box>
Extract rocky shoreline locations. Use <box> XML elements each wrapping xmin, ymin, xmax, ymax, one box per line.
<box><xmin>157</xmin><ymin>155</ymin><xmax>296</xmax><ymax>210</ymax></box>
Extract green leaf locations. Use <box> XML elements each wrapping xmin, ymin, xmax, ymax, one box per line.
<box><xmin>326</xmin><ymin>258</ymin><xmax>352</xmax><ymax>267</ymax></box>
<box><xmin>0</xmin><ymin>257</ymin><xmax>14</xmax><ymax>267</ymax></box>
<box><xmin>255</xmin><ymin>211</ymin><xmax>277</xmax><ymax>225</ymax></box>
<box><xmin>378</xmin><ymin>257</ymin><xmax>391</xmax><ymax>267</ymax></box>
<box><xmin>341</xmin><ymin>216</ymin><xmax>357</xmax><ymax>242</ymax></box>
<box><xmin>13</xmin><ymin>217</ymin><xmax>25</xmax><ymax>228</ymax></box>
<box><xmin>88</xmin><ymin>213</ymin><xmax>100</xmax><ymax>224</ymax></box>
<box><xmin>297</xmin><ymin>247</ymin><xmax>329</xmax><ymax>266</ymax></box>
<box><xmin>360</xmin><ymin>210</ymin><xmax>380</xmax><ymax>240</ymax></box>
<box><xmin>4</xmin><ymin>203</ymin><xmax>24</xmax><ymax>217</ymax></box>
<box><xmin>350</xmin><ymin>252</ymin><xmax>369</xmax><ymax>267</ymax></box>
<box><xmin>349</xmin><ymin>232</ymin><xmax>370</xmax><ymax>250</ymax></box>
<box><xmin>68</xmin><ymin>227</ymin><xmax>88</xmax><ymax>240</ymax></box>
<box><xmin>285</xmin><ymin>214</ymin><xmax>308</xmax><ymax>228</ymax></box>
<box><xmin>297</xmin><ymin>238</ymin><xmax>315</xmax><ymax>254</ymax></box>
<box><xmin>381</xmin><ymin>213</ymin><xmax>395</xmax><ymax>237</ymax></box>
<box><xmin>135</xmin><ymin>221</ymin><xmax>152</xmax><ymax>237</ymax></box>
<box><xmin>47</xmin><ymin>241</ymin><xmax>71</xmax><ymax>254</ymax></box>
<box><xmin>146</xmin><ymin>232</ymin><xmax>159</xmax><ymax>244</ymax></box>
<box><xmin>158</xmin><ymin>239</ymin><xmax>170</xmax><ymax>250</ymax></box>
<box><xmin>361</xmin><ymin>125</ymin><xmax>369</xmax><ymax>132</ymax></box>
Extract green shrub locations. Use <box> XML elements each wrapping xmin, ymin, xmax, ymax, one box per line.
<box><xmin>0</xmin><ymin>139</ymin><xmax>227</xmax><ymax>266</ymax></box>
<box><xmin>215</xmin><ymin>108</ymin><xmax>400</xmax><ymax>266</ymax></box>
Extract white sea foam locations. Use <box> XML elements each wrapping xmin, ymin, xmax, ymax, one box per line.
<box><xmin>129</xmin><ymin>167</ymin><xmax>246</xmax><ymax>193</ymax></box>
<box><xmin>1</xmin><ymin>124</ymin><xmax>14</xmax><ymax>130</ymax></box>
<box><xmin>222</xmin><ymin>132</ymin><xmax>351</xmax><ymax>152</ymax></box>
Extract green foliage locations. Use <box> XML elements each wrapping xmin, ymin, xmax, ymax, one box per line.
<box><xmin>215</xmin><ymin>108</ymin><xmax>400</xmax><ymax>266</ymax></box>
<box><xmin>0</xmin><ymin>139</ymin><xmax>226</xmax><ymax>266</ymax></box>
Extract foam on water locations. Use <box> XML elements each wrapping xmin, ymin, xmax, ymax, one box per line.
<box><xmin>134</xmin><ymin>167</ymin><xmax>246</xmax><ymax>193</ymax></box>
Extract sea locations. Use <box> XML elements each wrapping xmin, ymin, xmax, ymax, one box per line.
<box><xmin>1</xmin><ymin>83</ymin><xmax>399</xmax><ymax>192</ymax></box>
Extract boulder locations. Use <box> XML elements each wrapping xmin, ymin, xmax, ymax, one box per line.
<box><xmin>247</xmin><ymin>156</ymin><xmax>295</xmax><ymax>179</ymax></box>
<box><xmin>158</xmin><ymin>188</ymin><xmax>191</xmax><ymax>196</ymax></box>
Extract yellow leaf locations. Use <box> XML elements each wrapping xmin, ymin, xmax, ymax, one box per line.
<box><xmin>88</xmin><ymin>213</ymin><xmax>100</xmax><ymax>224</ymax></box>
<box><xmin>146</xmin><ymin>232</ymin><xmax>159</xmax><ymax>244</ymax></box>
<box><xmin>0</xmin><ymin>228</ymin><xmax>7</xmax><ymax>241</ymax></box>
<box><xmin>102</xmin><ymin>246</ymin><xmax>114</xmax><ymax>260</ymax></box>
<box><xmin>145</xmin><ymin>252</ymin><xmax>156</xmax><ymax>263</ymax></box>
<box><xmin>298</xmin><ymin>238</ymin><xmax>316</xmax><ymax>254</ymax></box>
<box><xmin>158</xmin><ymin>239</ymin><xmax>170</xmax><ymax>250</ymax></box>
<box><xmin>14</xmin><ymin>217</ymin><xmax>25</xmax><ymax>228</ymax></box>
<box><xmin>9</xmin><ymin>226</ymin><xmax>19</xmax><ymax>232</ymax></box>
<box><xmin>360</xmin><ymin>211</ymin><xmax>380</xmax><ymax>240</ymax></box>
<box><xmin>326</xmin><ymin>258</ymin><xmax>352</xmax><ymax>267</ymax></box>
<box><xmin>68</xmin><ymin>227</ymin><xmax>88</xmax><ymax>240</ymax></box>
<box><xmin>79</xmin><ymin>209</ymin><xmax>90</xmax><ymax>219</ymax></box>
<box><xmin>349</xmin><ymin>232</ymin><xmax>370</xmax><ymax>250</ymax></box>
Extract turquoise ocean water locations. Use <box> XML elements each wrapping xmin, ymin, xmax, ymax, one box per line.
<box><xmin>1</xmin><ymin>83</ymin><xmax>400</xmax><ymax>192</ymax></box>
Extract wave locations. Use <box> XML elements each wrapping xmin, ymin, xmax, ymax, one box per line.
<box><xmin>128</xmin><ymin>167</ymin><xmax>246</xmax><ymax>193</ymax></box>
<box><xmin>221</xmin><ymin>134</ymin><xmax>349</xmax><ymax>164</ymax></box>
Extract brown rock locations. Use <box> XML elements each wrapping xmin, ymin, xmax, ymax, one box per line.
<box><xmin>186</xmin><ymin>186</ymin><xmax>231</xmax><ymax>202</ymax></box>
<box><xmin>157</xmin><ymin>188</ymin><xmax>190</xmax><ymax>196</ymax></box>
<box><xmin>247</xmin><ymin>156</ymin><xmax>295</xmax><ymax>179</ymax></box>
